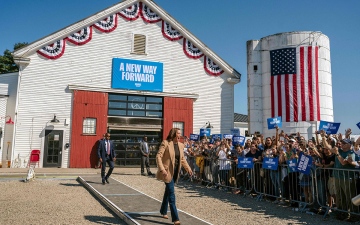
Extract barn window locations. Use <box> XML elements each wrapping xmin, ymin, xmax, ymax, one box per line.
<box><xmin>132</xmin><ymin>34</ymin><xmax>147</xmax><ymax>54</ymax></box>
<box><xmin>83</xmin><ymin>118</ymin><xmax>96</xmax><ymax>134</ymax></box>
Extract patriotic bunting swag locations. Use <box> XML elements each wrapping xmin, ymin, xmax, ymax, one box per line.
<box><xmin>67</xmin><ymin>26</ymin><xmax>92</xmax><ymax>45</ymax></box>
<box><xmin>162</xmin><ymin>21</ymin><xmax>183</xmax><ymax>41</ymax></box>
<box><xmin>119</xmin><ymin>3</ymin><xmax>140</xmax><ymax>21</ymax></box>
<box><xmin>93</xmin><ymin>14</ymin><xmax>118</xmax><ymax>33</ymax></box>
<box><xmin>204</xmin><ymin>56</ymin><xmax>224</xmax><ymax>76</ymax></box>
<box><xmin>140</xmin><ymin>2</ymin><xmax>161</xmax><ymax>23</ymax></box>
<box><xmin>35</xmin><ymin>2</ymin><xmax>224</xmax><ymax>76</ymax></box>
<box><xmin>37</xmin><ymin>39</ymin><xmax>66</xmax><ymax>59</ymax></box>
<box><xmin>183</xmin><ymin>38</ymin><xmax>204</xmax><ymax>59</ymax></box>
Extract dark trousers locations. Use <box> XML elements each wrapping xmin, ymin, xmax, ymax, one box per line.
<box><xmin>141</xmin><ymin>155</ymin><xmax>151</xmax><ymax>174</ymax></box>
<box><xmin>101</xmin><ymin>156</ymin><xmax>114</xmax><ymax>179</ymax></box>
<box><xmin>160</xmin><ymin>179</ymin><xmax>179</xmax><ymax>222</ymax></box>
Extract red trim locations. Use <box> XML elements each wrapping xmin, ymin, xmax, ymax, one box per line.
<box><xmin>183</xmin><ymin>38</ymin><xmax>204</xmax><ymax>59</ymax></box>
<box><xmin>162</xmin><ymin>20</ymin><xmax>183</xmax><ymax>41</ymax></box>
<box><xmin>139</xmin><ymin>2</ymin><xmax>162</xmax><ymax>23</ymax></box>
<box><xmin>66</xmin><ymin>26</ymin><xmax>92</xmax><ymax>46</ymax></box>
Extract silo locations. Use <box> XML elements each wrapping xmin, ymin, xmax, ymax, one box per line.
<box><xmin>247</xmin><ymin>31</ymin><xmax>333</xmax><ymax>139</ymax></box>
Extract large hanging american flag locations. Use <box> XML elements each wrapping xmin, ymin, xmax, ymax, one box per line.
<box><xmin>270</xmin><ymin>46</ymin><xmax>320</xmax><ymax>122</ymax></box>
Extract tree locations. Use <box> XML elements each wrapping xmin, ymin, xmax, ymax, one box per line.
<box><xmin>0</xmin><ymin>42</ymin><xmax>28</xmax><ymax>74</ymax></box>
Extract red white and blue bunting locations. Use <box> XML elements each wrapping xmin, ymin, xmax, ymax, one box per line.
<box><xmin>139</xmin><ymin>2</ymin><xmax>161</xmax><ymax>23</ymax></box>
<box><xmin>37</xmin><ymin>39</ymin><xmax>66</xmax><ymax>59</ymax></box>
<box><xmin>204</xmin><ymin>56</ymin><xmax>224</xmax><ymax>76</ymax></box>
<box><xmin>36</xmin><ymin>2</ymin><xmax>224</xmax><ymax>76</ymax></box>
<box><xmin>67</xmin><ymin>26</ymin><xmax>92</xmax><ymax>45</ymax></box>
<box><xmin>119</xmin><ymin>3</ymin><xmax>140</xmax><ymax>21</ymax></box>
<box><xmin>93</xmin><ymin>14</ymin><xmax>118</xmax><ymax>33</ymax></box>
<box><xmin>162</xmin><ymin>21</ymin><xmax>183</xmax><ymax>41</ymax></box>
<box><xmin>183</xmin><ymin>38</ymin><xmax>204</xmax><ymax>59</ymax></box>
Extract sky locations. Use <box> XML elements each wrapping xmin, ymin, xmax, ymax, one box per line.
<box><xmin>0</xmin><ymin>0</ymin><xmax>359</xmax><ymax>134</ymax></box>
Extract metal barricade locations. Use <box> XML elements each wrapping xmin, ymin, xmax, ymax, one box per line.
<box><xmin>315</xmin><ymin>167</ymin><xmax>360</xmax><ymax>220</ymax></box>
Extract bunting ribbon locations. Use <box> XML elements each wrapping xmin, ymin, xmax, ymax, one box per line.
<box><xmin>36</xmin><ymin>3</ymin><xmax>224</xmax><ymax>75</ymax></box>
<box><xmin>93</xmin><ymin>14</ymin><xmax>118</xmax><ymax>33</ymax></box>
<box><xmin>119</xmin><ymin>3</ymin><xmax>140</xmax><ymax>21</ymax></box>
<box><xmin>67</xmin><ymin>26</ymin><xmax>92</xmax><ymax>45</ymax></box>
<box><xmin>37</xmin><ymin>39</ymin><xmax>66</xmax><ymax>60</ymax></box>
<box><xmin>140</xmin><ymin>2</ymin><xmax>161</xmax><ymax>23</ymax></box>
<box><xmin>162</xmin><ymin>21</ymin><xmax>183</xmax><ymax>41</ymax></box>
<box><xmin>183</xmin><ymin>38</ymin><xmax>204</xmax><ymax>59</ymax></box>
<box><xmin>204</xmin><ymin>56</ymin><xmax>224</xmax><ymax>76</ymax></box>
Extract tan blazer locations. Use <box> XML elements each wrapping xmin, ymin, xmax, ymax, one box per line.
<box><xmin>156</xmin><ymin>140</ymin><xmax>191</xmax><ymax>183</ymax></box>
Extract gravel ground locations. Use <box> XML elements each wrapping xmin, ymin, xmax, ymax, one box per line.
<box><xmin>111</xmin><ymin>173</ymin><xmax>351</xmax><ymax>225</ymax></box>
<box><xmin>0</xmin><ymin>168</ymin><xmax>353</xmax><ymax>225</ymax></box>
<box><xmin>0</xmin><ymin>179</ymin><xmax>126</xmax><ymax>225</ymax></box>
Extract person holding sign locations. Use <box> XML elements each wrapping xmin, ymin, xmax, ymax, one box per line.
<box><xmin>320</xmin><ymin>130</ymin><xmax>359</xmax><ymax>221</ymax></box>
<box><xmin>245</xmin><ymin>143</ymin><xmax>263</xmax><ymax>192</ymax></box>
<box><xmin>156</xmin><ymin>128</ymin><xmax>192</xmax><ymax>225</ymax></box>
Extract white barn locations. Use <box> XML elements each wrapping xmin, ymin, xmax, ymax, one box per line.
<box><xmin>1</xmin><ymin>0</ymin><xmax>241</xmax><ymax>168</ymax></box>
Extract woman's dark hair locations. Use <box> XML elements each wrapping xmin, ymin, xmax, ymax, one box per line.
<box><xmin>166</xmin><ymin>128</ymin><xmax>180</xmax><ymax>142</ymax></box>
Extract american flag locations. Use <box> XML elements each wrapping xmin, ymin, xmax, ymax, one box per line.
<box><xmin>270</xmin><ymin>46</ymin><xmax>320</xmax><ymax>122</ymax></box>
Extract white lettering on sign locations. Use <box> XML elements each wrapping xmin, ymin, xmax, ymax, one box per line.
<box><xmin>121</xmin><ymin>72</ymin><xmax>154</xmax><ymax>83</ymax></box>
<box><xmin>119</xmin><ymin>62</ymin><xmax>158</xmax><ymax>83</ymax></box>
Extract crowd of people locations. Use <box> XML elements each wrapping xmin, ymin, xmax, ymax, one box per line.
<box><xmin>181</xmin><ymin>128</ymin><xmax>360</xmax><ymax>222</ymax></box>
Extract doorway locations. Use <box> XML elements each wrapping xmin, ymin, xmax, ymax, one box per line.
<box><xmin>43</xmin><ymin>130</ymin><xmax>63</xmax><ymax>167</ymax></box>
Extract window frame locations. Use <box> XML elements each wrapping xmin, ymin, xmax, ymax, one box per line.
<box><xmin>82</xmin><ymin>117</ymin><xmax>97</xmax><ymax>135</ymax></box>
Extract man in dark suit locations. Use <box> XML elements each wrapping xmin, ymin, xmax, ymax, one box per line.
<box><xmin>97</xmin><ymin>132</ymin><xmax>116</xmax><ymax>185</ymax></box>
<box><xmin>140</xmin><ymin>136</ymin><xmax>153</xmax><ymax>176</ymax></box>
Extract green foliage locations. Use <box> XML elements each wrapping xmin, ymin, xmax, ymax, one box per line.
<box><xmin>0</xmin><ymin>42</ymin><xmax>28</xmax><ymax>74</ymax></box>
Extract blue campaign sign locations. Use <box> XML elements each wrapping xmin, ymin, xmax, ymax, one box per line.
<box><xmin>262</xmin><ymin>157</ymin><xmax>279</xmax><ymax>170</ymax></box>
<box><xmin>237</xmin><ymin>157</ymin><xmax>254</xmax><ymax>169</ymax></box>
<box><xmin>357</xmin><ymin>122</ymin><xmax>360</xmax><ymax>130</ymax></box>
<box><xmin>287</xmin><ymin>159</ymin><xmax>298</xmax><ymax>173</ymax></box>
<box><xmin>112</xmin><ymin>58</ymin><xmax>163</xmax><ymax>92</ymax></box>
<box><xmin>190</xmin><ymin>134</ymin><xmax>199</xmax><ymax>141</ymax></box>
<box><xmin>223</xmin><ymin>134</ymin><xmax>233</xmax><ymax>139</ymax></box>
<box><xmin>296</xmin><ymin>152</ymin><xmax>313</xmax><ymax>175</ymax></box>
<box><xmin>232</xmin><ymin>135</ymin><xmax>246</xmax><ymax>146</ymax></box>
<box><xmin>267</xmin><ymin>116</ymin><xmax>282</xmax><ymax>129</ymax></box>
<box><xmin>212</xmin><ymin>134</ymin><xmax>222</xmax><ymax>141</ymax></box>
<box><xmin>318</xmin><ymin>120</ymin><xmax>340</xmax><ymax>134</ymax></box>
<box><xmin>230</xmin><ymin>128</ymin><xmax>240</xmax><ymax>136</ymax></box>
<box><xmin>200</xmin><ymin>128</ymin><xmax>211</xmax><ymax>137</ymax></box>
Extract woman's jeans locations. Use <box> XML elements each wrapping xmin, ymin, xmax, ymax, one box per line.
<box><xmin>160</xmin><ymin>179</ymin><xmax>179</xmax><ymax>222</ymax></box>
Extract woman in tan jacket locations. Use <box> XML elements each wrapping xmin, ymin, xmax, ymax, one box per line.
<box><xmin>156</xmin><ymin>128</ymin><xmax>192</xmax><ymax>225</ymax></box>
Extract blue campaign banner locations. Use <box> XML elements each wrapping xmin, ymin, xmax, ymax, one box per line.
<box><xmin>287</xmin><ymin>159</ymin><xmax>298</xmax><ymax>173</ymax></box>
<box><xmin>262</xmin><ymin>157</ymin><xmax>279</xmax><ymax>170</ymax></box>
<box><xmin>190</xmin><ymin>134</ymin><xmax>199</xmax><ymax>141</ymax></box>
<box><xmin>223</xmin><ymin>134</ymin><xmax>233</xmax><ymax>139</ymax></box>
<box><xmin>357</xmin><ymin>122</ymin><xmax>360</xmax><ymax>130</ymax></box>
<box><xmin>200</xmin><ymin>128</ymin><xmax>211</xmax><ymax>137</ymax></box>
<box><xmin>237</xmin><ymin>157</ymin><xmax>254</xmax><ymax>169</ymax></box>
<box><xmin>267</xmin><ymin>116</ymin><xmax>282</xmax><ymax>129</ymax></box>
<box><xmin>112</xmin><ymin>58</ymin><xmax>163</xmax><ymax>92</ymax></box>
<box><xmin>296</xmin><ymin>152</ymin><xmax>313</xmax><ymax>175</ymax></box>
<box><xmin>318</xmin><ymin>120</ymin><xmax>340</xmax><ymax>134</ymax></box>
<box><xmin>232</xmin><ymin>135</ymin><xmax>246</xmax><ymax>146</ymax></box>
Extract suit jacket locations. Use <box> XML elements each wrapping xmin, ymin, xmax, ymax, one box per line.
<box><xmin>139</xmin><ymin>141</ymin><xmax>149</xmax><ymax>157</ymax></box>
<box><xmin>156</xmin><ymin>140</ymin><xmax>191</xmax><ymax>183</ymax></box>
<box><xmin>97</xmin><ymin>139</ymin><xmax>115</xmax><ymax>160</ymax></box>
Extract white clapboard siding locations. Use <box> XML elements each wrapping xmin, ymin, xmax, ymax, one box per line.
<box><xmin>0</xmin><ymin>73</ymin><xmax>18</xmax><ymax>164</ymax></box>
<box><xmin>15</xmin><ymin>16</ymin><xmax>235</xmax><ymax>167</ymax></box>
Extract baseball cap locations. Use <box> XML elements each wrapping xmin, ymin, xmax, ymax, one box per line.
<box><xmin>289</xmin><ymin>138</ymin><xmax>297</xmax><ymax>143</ymax></box>
<box><xmin>341</xmin><ymin>138</ymin><xmax>352</xmax><ymax>144</ymax></box>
